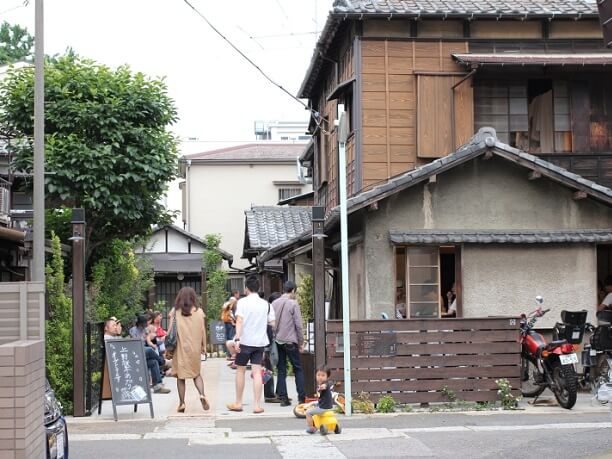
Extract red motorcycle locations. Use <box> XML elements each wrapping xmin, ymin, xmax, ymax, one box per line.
<box><xmin>520</xmin><ymin>297</ymin><xmax>579</xmax><ymax>409</ymax></box>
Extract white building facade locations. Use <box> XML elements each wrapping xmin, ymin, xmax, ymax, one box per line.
<box><xmin>179</xmin><ymin>142</ymin><xmax>311</xmax><ymax>283</ymax></box>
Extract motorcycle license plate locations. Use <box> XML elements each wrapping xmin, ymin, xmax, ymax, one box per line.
<box><xmin>559</xmin><ymin>353</ymin><xmax>578</xmax><ymax>365</ymax></box>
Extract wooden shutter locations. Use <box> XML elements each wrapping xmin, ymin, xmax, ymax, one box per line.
<box><xmin>417</xmin><ymin>75</ymin><xmax>473</xmax><ymax>158</ymax></box>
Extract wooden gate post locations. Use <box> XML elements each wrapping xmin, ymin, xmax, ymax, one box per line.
<box><xmin>71</xmin><ymin>208</ymin><xmax>86</xmax><ymax>417</ymax></box>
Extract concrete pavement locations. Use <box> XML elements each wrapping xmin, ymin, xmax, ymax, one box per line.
<box><xmin>67</xmin><ymin>357</ymin><xmax>612</xmax><ymax>457</ymax></box>
<box><xmin>74</xmin><ymin>356</ymin><xmax>301</xmax><ymax>422</ymax></box>
<box><xmin>71</xmin><ymin>357</ymin><xmax>610</xmax><ymax>422</ymax></box>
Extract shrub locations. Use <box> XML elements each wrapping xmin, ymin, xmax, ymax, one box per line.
<box><xmin>89</xmin><ymin>239</ymin><xmax>153</xmax><ymax>326</ymax></box>
<box><xmin>496</xmin><ymin>378</ymin><xmax>520</xmax><ymax>410</ymax></box>
<box><xmin>203</xmin><ymin>234</ymin><xmax>228</xmax><ymax>322</ymax></box>
<box><xmin>352</xmin><ymin>392</ymin><xmax>375</xmax><ymax>414</ymax></box>
<box><xmin>296</xmin><ymin>273</ymin><xmax>313</xmax><ymax>324</ymax></box>
<box><xmin>376</xmin><ymin>395</ymin><xmax>397</xmax><ymax>413</ymax></box>
<box><xmin>45</xmin><ymin>234</ymin><xmax>73</xmax><ymax>414</ymax></box>
<box><xmin>441</xmin><ymin>385</ymin><xmax>457</xmax><ymax>402</ymax></box>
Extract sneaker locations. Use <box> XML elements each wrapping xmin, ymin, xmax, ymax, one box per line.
<box><xmin>153</xmin><ymin>384</ymin><xmax>171</xmax><ymax>394</ymax></box>
<box><xmin>280</xmin><ymin>398</ymin><xmax>291</xmax><ymax>407</ymax></box>
<box><xmin>265</xmin><ymin>396</ymin><xmax>281</xmax><ymax>403</ymax></box>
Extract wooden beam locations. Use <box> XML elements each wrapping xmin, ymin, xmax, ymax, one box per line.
<box><xmin>528</xmin><ymin>171</ymin><xmax>542</xmax><ymax>180</ymax></box>
<box><xmin>573</xmin><ymin>190</ymin><xmax>588</xmax><ymax>200</ymax></box>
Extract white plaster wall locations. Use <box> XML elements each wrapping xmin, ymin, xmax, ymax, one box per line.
<box><xmin>140</xmin><ymin>228</ymin><xmax>206</xmax><ymax>254</ymax></box>
<box><xmin>462</xmin><ymin>244</ymin><xmax>598</xmax><ymax>328</ymax></box>
<box><xmin>166</xmin><ymin>231</ymin><xmax>189</xmax><ymax>253</ymax></box>
<box><xmin>144</xmin><ymin>231</ymin><xmax>165</xmax><ymax>253</ymax></box>
<box><xmin>185</xmin><ymin>163</ymin><xmax>310</xmax><ymax>269</ymax></box>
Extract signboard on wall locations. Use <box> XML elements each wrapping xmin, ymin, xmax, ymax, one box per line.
<box><xmin>357</xmin><ymin>332</ymin><xmax>398</xmax><ymax>357</ymax></box>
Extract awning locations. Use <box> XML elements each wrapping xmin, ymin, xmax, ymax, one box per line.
<box><xmin>389</xmin><ymin>229</ymin><xmax>612</xmax><ymax>245</ymax></box>
<box><xmin>453</xmin><ymin>53</ymin><xmax>612</xmax><ymax>67</ymax></box>
<box><xmin>326</xmin><ymin>77</ymin><xmax>355</xmax><ymax>102</ymax></box>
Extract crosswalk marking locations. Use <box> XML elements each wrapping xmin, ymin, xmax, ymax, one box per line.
<box><xmin>69</xmin><ymin>419</ymin><xmax>612</xmax><ymax>456</ymax></box>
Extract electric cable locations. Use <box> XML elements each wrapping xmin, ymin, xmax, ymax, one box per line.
<box><xmin>181</xmin><ymin>0</ymin><xmax>329</xmax><ymax>134</ymax></box>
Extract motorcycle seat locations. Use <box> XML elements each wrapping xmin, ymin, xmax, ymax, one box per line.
<box><xmin>545</xmin><ymin>340</ymin><xmax>568</xmax><ymax>350</ymax></box>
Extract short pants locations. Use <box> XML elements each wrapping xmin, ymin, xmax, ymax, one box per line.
<box><xmin>235</xmin><ymin>344</ymin><xmax>264</xmax><ymax>366</ymax></box>
<box><xmin>306</xmin><ymin>405</ymin><xmax>332</xmax><ymax>416</ymax></box>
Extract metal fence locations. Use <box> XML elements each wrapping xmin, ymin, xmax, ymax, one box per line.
<box><xmin>85</xmin><ymin>321</ymin><xmax>105</xmax><ymax>415</ymax></box>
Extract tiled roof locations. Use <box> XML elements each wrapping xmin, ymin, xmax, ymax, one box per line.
<box><xmin>389</xmin><ymin>229</ymin><xmax>612</xmax><ymax>244</ymax></box>
<box><xmin>332</xmin><ymin>0</ymin><xmax>597</xmax><ymax>16</ymax></box>
<box><xmin>243</xmin><ymin>206</ymin><xmax>312</xmax><ymax>257</ymax></box>
<box><xmin>299</xmin><ymin>0</ymin><xmax>599</xmax><ymax>98</ymax></box>
<box><xmin>325</xmin><ymin>127</ymin><xmax>612</xmax><ymax>228</ymax></box>
<box><xmin>184</xmin><ymin>143</ymin><xmax>306</xmax><ymax>162</ymax></box>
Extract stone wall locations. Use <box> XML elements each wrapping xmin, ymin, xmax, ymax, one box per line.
<box><xmin>0</xmin><ymin>340</ymin><xmax>45</xmax><ymax>459</ymax></box>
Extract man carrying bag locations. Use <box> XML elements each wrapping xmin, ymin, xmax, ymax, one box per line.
<box><xmin>271</xmin><ymin>281</ymin><xmax>306</xmax><ymax>406</ymax></box>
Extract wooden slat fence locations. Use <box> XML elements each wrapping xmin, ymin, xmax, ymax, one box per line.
<box><xmin>326</xmin><ymin>318</ymin><xmax>521</xmax><ymax>404</ymax></box>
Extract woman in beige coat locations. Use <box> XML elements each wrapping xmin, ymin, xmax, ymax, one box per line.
<box><xmin>168</xmin><ymin>287</ymin><xmax>210</xmax><ymax>413</ymax></box>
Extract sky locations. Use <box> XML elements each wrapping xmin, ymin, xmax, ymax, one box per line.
<box><xmin>1</xmin><ymin>0</ymin><xmax>334</xmax><ymax>153</ymax></box>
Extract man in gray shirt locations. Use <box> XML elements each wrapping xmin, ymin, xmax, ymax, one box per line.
<box><xmin>272</xmin><ymin>281</ymin><xmax>305</xmax><ymax>406</ymax></box>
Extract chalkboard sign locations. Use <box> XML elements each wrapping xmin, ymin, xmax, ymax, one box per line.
<box><xmin>104</xmin><ymin>338</ymin><xmax>154</xmax><ymax>420</ymax></box>
<box><xmin>210</xmin><ymin>320</ymin><xmax>227</xmax><ymax>345</ymax></box>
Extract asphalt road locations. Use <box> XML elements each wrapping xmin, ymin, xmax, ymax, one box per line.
<box><xmin>68</xmin><ymin>410</ymin><xmax>612</xmax><ymax>458</ymax></box>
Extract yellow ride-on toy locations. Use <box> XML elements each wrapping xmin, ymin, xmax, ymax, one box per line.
<box><xmin>312</xmin><ymin>410</ymin><xmax>341</xmax><ymax>435</ymax></box>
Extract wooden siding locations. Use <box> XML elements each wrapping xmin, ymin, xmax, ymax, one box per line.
<box><xmin>360</xmin><ymin>39</ymin><xmax>471</xmax><ymax>188</ymax></box>
<box><xmin>315</xmin><ymin>37</ymin><xmax>356</xmax><ymax>213</ymax></box>
<box><xmin>470</xmin><ymin>20</ymin><xmax>542</xmax><ymax>39</ymax></box>
<box><xmin>549</xmin><ymin>20</ymin><xmax>604</xmax><ymax>39</ymax></box>
<box><xmin>326</xmin><ymin>318</ymin><xmax>521</xmax><ymax>404</ymax></box>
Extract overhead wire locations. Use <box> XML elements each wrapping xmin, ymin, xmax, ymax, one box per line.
<box><xmin>181</xmin><ymin>0</ymin><xmax>329</xmax><ymax>134</ymax></box>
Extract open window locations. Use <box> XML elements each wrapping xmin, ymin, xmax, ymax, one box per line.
<box><xmin>395</xmin><ymin>246</ymin><xmax>460</xmax><ymax>319</ymax></box>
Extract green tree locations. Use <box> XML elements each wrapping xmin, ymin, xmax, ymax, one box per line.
<box><xmin>203</xmin><ymin>234</ymin><xmax>228</xmax><ymax>322</ymax></box>
<box><xmin>45</xmin><ymin>233</ymin><xmax>73</xmax><ymax>414</ymax></box>
<box><xmin>88</xmin><ymin>239</ymin><xmax>154</xmax><ymax>325</ymax></box>
<box><xmin>0</xmin><ymin>21</ymin><xmax>34</xmax><ymax>65</ymax></box>
<box><xmin>0</xmin><ymin>53</ymin><xmax>179</xmax><ymax>265</ymax></box>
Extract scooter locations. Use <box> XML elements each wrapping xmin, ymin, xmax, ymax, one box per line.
<box><xmin>556</xmin><ymin>310</ymin><xmax>612</xmax><ymax>403</ymax></box>
<box><xmin>520</xmin><ymin>296</ymin><xmax>579</xmax><ymax>409</ymax></box>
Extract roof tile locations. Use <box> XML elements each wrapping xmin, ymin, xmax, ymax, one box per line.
<box><xmin>185</xmin><ymin>143</ymin><xmax>306</xmax><ymax>162</ymax></box>
<box><xmin>244</xmin><ymin>206</ymin><xmax>312</xmax><ymax>254</ymax></box>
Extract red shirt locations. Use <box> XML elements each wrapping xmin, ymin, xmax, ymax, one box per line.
<box><xmin>156</xmin><ymin>325</ymin><xmax>167</xmax><ymax>338</ymax></box>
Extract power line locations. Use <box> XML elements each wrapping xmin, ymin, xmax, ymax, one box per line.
<box><xmin>181</xmin><ymin>0</ymin><xmax>328</xmax><ymax>133</ymax></box>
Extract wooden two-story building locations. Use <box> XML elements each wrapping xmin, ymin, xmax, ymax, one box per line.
<box><xmin>294</xmin><ymin>0</ymin><xmax>612</xmax><ymax>324</ymax></box>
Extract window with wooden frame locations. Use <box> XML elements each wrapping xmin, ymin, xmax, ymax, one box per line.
<box><xmin>395</xmin><ymin>246</ymin><xmax>460</xmax><ymax>319</ymax></box>
<box><xmin>474</xmin><ymin>79</ymin><xmax>573</xmax><ymax>154</ymax></box>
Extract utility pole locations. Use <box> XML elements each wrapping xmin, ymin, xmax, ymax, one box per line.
<box><xmin>312</xmin><ymin>206</ymin><xmax>326</xmax><ymax>369</ymax></box>
<box><xmin>33</xmin><ymin>0</ymin><xmax>45</xmax><ymax>281</ymax></box>
<box><xmin>336</xmin><ymin>105</ymin><xmax>352</xmax><ymax>416</ymax></box>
